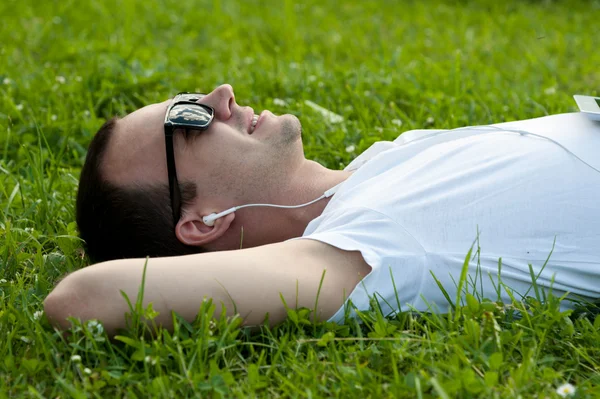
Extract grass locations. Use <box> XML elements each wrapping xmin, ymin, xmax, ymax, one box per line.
<box><xmin>1</xmin><ymin>0</ymin><xmax>600</xmax><ymax>396</ymax></box>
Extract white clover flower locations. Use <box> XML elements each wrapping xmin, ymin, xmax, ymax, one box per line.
<box><xmin>307</xmin><ymin>75</ymin><xmax>317</xmax><ymax>83</ymax></box>
<box><xmin>86</xmin><ymin>320</ymin><xmax>104</xmax><ymax>335</ymax></box>
<box><xmin>0</xmin><ymin>279</ymin><xmax>7</xmax><ymax>284</ymax></box>
<box><xmin>345</xmin><ymin>145</ymin><xmax>356</xmax><ymax>153</ymax></box>
<box><xmin>273</xmin><ymin>98</ymin><xmax>287</xmax><ymax>107</ymax></box>
<box><xmin>83</xmin><ymin>110</ymin><xmax>90</xmax><ymax>117</ymax></box>
<box><xmin>391</xmin><ymin>119</ymin><xmax>403</xmax><ymax>127</ymax></box>
<box><xmin>20</xmin><ymin>336</ymin><xmax>31</xmax><ymax>343</ymax></box>
<box><xmin>75</xmin><ymin>76</ymin><xmax>83</xmax><ymax>82</ymax></box>
<box><xmin>33</xmin><ymin>310</ymin><xmax>44</xmax><ymax>320</ymax></box>
<box><xmin>24</xmin><ymin>227</ymin><xmax>34</xmax><ymax>233</ymax></box>
<box><xmin>556</xmin><ymin>383</ymin><xmax>576</xmax><ymax>397</ymax></box>
<box><xmin>55</xmin><ymin>76</ymin><xmax>66</xmax><ymax>84</ymax></box>
<box><xmin>15</xmin><ymin>104</ymin><xmax>24</xmax><ymax>111</ymax></box>
<box><xmin>144</xmin><ymin>356</ymin><xmax>157</xmax><ymax>365</ymax></box>
<box><xmin>83</xmin><ymin>368</ymin><xmax>92</xmax><ymax>375</ymax></box>
<box><xmin>426</xmin><ymin>116</ymin><xmax>435</xmax><ymax>124</ymax></box>
<box><xmin>51</xmin><ymin>114</ymin><xmax>57</xmax><ymax>121</ymax></box>
<box><xmin>70</xmin><ymin>355</ymin><xmax>81</xmax><ymax>362</ymax></box>
<box><xmin>3</xmin><ymin>78</ymin><xmax>11</xmax><ymax>85</ymax></box>
<box><xmin>544</xmin><ymin>86</ymin><xmax>557</xmax><ymax>95</ymax></box>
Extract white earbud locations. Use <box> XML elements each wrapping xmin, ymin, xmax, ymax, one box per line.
<box><xmin>202</xmin><ymin>182</ymin><xmax>344</xmax><ymax>226</ymax></box>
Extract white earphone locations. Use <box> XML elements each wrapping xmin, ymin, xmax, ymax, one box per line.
<box><xmin>201</xmin><ymin>182</ymin><xmax>344</xmax><ymax>226</ymax></box>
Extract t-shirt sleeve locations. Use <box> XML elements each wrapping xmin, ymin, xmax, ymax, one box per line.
<box><xmin>289</xmin><ymin>206</ymin><xmax>427</xmax><ymax>323</ymax></box>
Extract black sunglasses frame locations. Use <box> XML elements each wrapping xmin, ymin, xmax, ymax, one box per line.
<box><xmin>164</xmin><ymin>93</ymin><xmax>215</xmax><ymax>225</ymax></box>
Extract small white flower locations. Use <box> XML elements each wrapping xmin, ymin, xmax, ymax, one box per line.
<box><xmin>391</xmin><ymin>119</ymin><xmax>403</xmax><ymax>127</ymax></box>
<box><xmin>83</xmin><ymin>110</ymin><xmax>90</xmax><ymax>117</ymax></box>
<box><xmin>24</xmin><ymin>227</ymin><xmax>34</xmax><ymax>233</ymax></box>
<box><xmin>20</xmin><ymin>336</ymin><xmax>31</xmax><ymax>343</ymax></box>
<box><xmin>85</xmin><ymin>320</ymin><xmax>104</xmax><ymax>336</ymax></box>
<box><xmin>83</xmin><ymin>367</ymin><xmax>92</xmax><ymax>375</ymax></box>
<box><xmin>556</xmin><ymin>383</ymin><xmax>576</xmax><ymax>397</ymax></box>
<box><xmin>273</xmin><ymin>98</ymin><xmax>287</xmax><ymax>107</ymax></box>
<box><xmin>51</xmin><ymin>114</ymin><xmax>57</xmax><ymax>121</ymax></box>
<box><xmin>15</xmin><ymin>104</ymin><xmax>24</xmax><ymax>111</ymax></box>
<box><xmin>0</xmin><ymin>279</ymin><xmax>6</xmax><ymax>284</ymax></box>
<box><xmin>374</xmin><ymin>127</ymin><xmax>383</xmax><ymax>133</ymax></box>
<box><xmin>144</xmin><ymin>356</ymin><xmax>157</xmax><ymax>365</ymax></box>
<box><xmin>345</xmin><ymin>145</ymin><xmax>356</xmax><ymax>153</ymax></box>
<box><xmin>70</xmin><ymin>355</ymin><xmax>81</xmax><ymax>362</ymax></box>
<box><xmin>3</xmin><ymin>78</ymin><xmax>11</xmax><ymax>85</ymax></box>
<box><xmin>308</xmin><ymin>75</ymin><xmax>317</xmax><ymax>83</ymax></box>
<box><xmin>75</xmin><ymin>76</ymin><xmax>83</xmax><ymax>82</ymax></box>
<box><xmin>426</xmin><ymin>116</ymin><xmax>435</xmax><ymax>124</ymax></box>
<box><xmin>33</xmin><ymin>310</ymin><xmax>43</xmax><ymax>320</ymax></box>
<box><xmin>55</xmin><ymin>76</ymin><xmax>66</xmax><ymax>84</ymax></box>
<box><xmin>544</xmin><ymin>86</ymin><xmax>557</xmax><ymax>95</ymax></box>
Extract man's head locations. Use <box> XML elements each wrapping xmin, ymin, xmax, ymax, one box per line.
<box><xmin>77</xmin><ymin>84</ymin><xmax>304</xmax><ymax>262</ymax></box>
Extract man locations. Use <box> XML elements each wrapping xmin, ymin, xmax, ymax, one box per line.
<box><xmin>44</xmin><ymin>85</ymin><xmax>600</xmax><ymax>336</ymax></box>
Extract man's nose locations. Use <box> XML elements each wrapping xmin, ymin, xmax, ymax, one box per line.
<box><xmin>200</xmin><ymin>84</ymin><xmax>235</xmax><ymax>120</ymax></box>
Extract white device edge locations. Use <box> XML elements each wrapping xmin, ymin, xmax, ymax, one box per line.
<box><xmin>573</xmin><ymin>94</ymin><xmax>600</xmax><ymax>120</ymax></box>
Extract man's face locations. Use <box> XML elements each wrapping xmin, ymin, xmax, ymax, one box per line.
<box><xmin>103</xmin><ymin>84</ymin><xmax>304</xmax><ymax>208</ymax></box>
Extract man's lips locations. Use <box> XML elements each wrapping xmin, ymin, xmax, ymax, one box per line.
<box><xmin>254</xmin><ymin>110</ymin><xmax>272</xmax><ymax>133</ymax></box>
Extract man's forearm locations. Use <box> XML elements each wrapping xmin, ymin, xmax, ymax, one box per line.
<box><xmin>43</xmin><ymin>240</ymin><xmax>362</xmax><ymax>336</ymax></box>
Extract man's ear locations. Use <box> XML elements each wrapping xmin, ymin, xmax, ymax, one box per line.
<box><xmin>175</xmin><ymin>211</ymin><xmax>235</xmax><ymax>246</ymax></box>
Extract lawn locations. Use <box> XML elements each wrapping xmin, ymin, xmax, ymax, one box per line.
<box><xmin>1</xmin><ymin>0</ymin><xmax>600</xmax><ymax>397</ymax></box>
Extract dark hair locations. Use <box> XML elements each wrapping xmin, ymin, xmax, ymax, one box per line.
<box><xmin>76</xmin><ymin>117</ymin><xmax>206</xmax><ymax>263</ymax></box>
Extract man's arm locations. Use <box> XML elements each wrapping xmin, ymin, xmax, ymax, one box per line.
<box><xmin>43</xmin><ymin>239</ymin><xmax>371</xmax><ymax>336</ymax></box>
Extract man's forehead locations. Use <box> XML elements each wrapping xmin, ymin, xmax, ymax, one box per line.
<box><xmin>103</xmin><ymin>100</ymin><xmax>171</xmax><ymax>185</ymax></box>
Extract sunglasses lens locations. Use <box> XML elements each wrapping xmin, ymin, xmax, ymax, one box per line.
<box><xmin>168</xmin><ymin>104</ymin><xmax>212</xmax><ymax>127</ymax></box>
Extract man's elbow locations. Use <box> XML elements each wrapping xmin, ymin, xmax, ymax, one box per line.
<box><xmin>44</xmin><ymin>272</ymin><xmax>94</xmax><ymax>331</ymax></box>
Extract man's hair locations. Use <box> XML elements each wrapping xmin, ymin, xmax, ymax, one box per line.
<box><xmin>76</xmin><ymin>117</ymin><xmax>206</xmax><ymax>263</ymax></box>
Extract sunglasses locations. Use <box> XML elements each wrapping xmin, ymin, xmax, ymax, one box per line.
<box><xmin>164</xmin><ymin>92</ymin><xmax>215</xmax><ymax>225</ymax></box>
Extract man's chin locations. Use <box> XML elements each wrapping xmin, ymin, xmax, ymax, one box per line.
<box><xmin>281</xmin><ymin>115</ymin><xmax>302</xmax><ymax>142</ymax></box>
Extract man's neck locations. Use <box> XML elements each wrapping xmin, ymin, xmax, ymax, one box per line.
<box><xmin>229</xmin><ymin>160</ymin><xmax>353</xmax><ymax>249</ymax></box>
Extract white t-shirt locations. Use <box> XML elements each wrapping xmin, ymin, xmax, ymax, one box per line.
<box><xmin>290</xmin><ymin>112</ymin><xmax>600</xmax><ymax>323</ymax></box>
